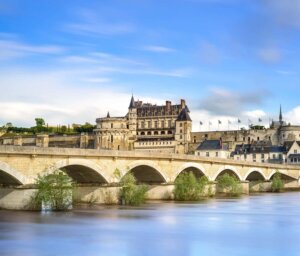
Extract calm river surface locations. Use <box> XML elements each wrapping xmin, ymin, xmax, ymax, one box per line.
<box><xmin>1</xmin><ymin>192</ymin><xmax>300</xmax><ymax>256</ymax></box>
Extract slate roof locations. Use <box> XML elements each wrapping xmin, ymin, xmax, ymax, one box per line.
<box><xmin>176</xmin><ymin>107</ymin><xmax>192</xmax><ymax>122</ymax></box>
<box><xmin>233</xmin><ymin>143</ymin><xmax>286</xmax><ymax>155</ymax></box>
<box><xmin>284</xmin><ymin>141</ymin><xmax>300</xmax><ymax>151</ymax></box>
<box><xmin>129</xmin><ymin>95</ymin><xmax>135</xmax><ymax>108</ymax></box>
<box><xmin>196</xmin><ymin>140</ymin><xmax>226</xmax><ymax>151</ymax></box>
<box><xmin>288</xmin><ymin>154</ymin><xmax>300</xmax><ymax>158</ymax></box>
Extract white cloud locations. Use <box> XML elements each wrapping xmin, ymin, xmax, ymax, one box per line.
<box><xmin>257</xmin><ymin>47</ymin><xmax>281</xmax><ymax>63</ymax></box>
<box><xmin>285</xmin><ymin>106</ymin><xmax>300</xmax><ymax>125</ymax></box>
<box><xmin>243</xmin><ymin>110</ymin><xmax>267</xmax><ymax>119</ymax></box>
<box><xmin>0</xmin><ymin>68</ymin><xmax>165</xmax><ymax>127</ymax></box>
<box><xmin>264</xmin><ymin>0</ymin><xmax>300</xmax><ymax>28</ymax></box>
<box><xmin>142</xmin><ymin>45</ymin><xmax>175</xmax><ymax>53</ymax></box>
<box><xmin>60</xmin><ymin>52</ymin><xmax>191</xmax><ymax>78</ymax></box>
<box><xmin>197</xmin><ymin>87</ymin><xmax>267</xmax><ymax>116</ymax></box>
<box><xmin>0</xmin><ymin>38</ymin><xmax>64</xmax><ymax>60</ymax></box>
<box><xmin>64</xmin><ymin>9</ymin><xmax>135</xmax><ymax>36</ymax></box>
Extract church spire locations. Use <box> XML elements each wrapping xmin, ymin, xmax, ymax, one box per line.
<box><xmin>279</xmin><ymin>104</ymin><xmax>283</xmax><ymax>124</ymax></box>
<box><xmin>129</xmin><ymin>94</ymin><xmax>135</xmax><ymax>108</ymax></box>
<box><xmin>107</xmin><ymin>111</ymin><xmax>110</xmax><ymax>118</ymax></box>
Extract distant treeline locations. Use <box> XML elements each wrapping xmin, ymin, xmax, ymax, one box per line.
<box><xmin>3</xmin><ymin>120</ymin><xmax>96</xmax><ymax>135</ymax></box>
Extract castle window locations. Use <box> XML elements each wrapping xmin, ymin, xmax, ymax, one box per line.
<box><xmin>180</xmin><ymin>135</ymin><xmax>182</xmax><ymax>139</ymax></box>
<box><xmin>243</xmin><ymin>137</ymin><xmax>245</xmax><ymax>142</ymax></box>
<box><xmin>168</xmin><ymin>130</ymin><xmax>172</xmax><ymax>135</ymax></box>
<box><xmin>111</xmin><ymin>123</ymin><xmax>113</xmax><ymax>128</ymax></box>
<box><xmin>161</xmin><ymin>121</ymin><xmax>165</xmax><ymax>128</ymax></box>
<box><xmin>206</xmin><ymin>152</ymin><xmax>209</xmax><ymax>157</ymax></box>
<box><xmin>148</xmin><ymin>121</ymin><xmax>151</xmax><ymax>128</ymax></box>
<box><xmin>147</xmin><ymin>131</ymin><xmax>151</xmax><ymax>135</ymax></box>
<box><xmin>161</xmin><ymin>131</ymin><xmax>165</xmax><ymax>135</ymax></box>
<box><xmin>141</xmin><ymin>121</ymin><xmax>145</xmax><ymax>129</ymax></box>
<box><xmin>193</xmin><ymin>136</ymin><xmax>196</xmax><ymax>143</ymax></box>
<box><xmin>141</xmin><ymin>132</ymin><xmax>145</xmax><ymax>135</ymax></box>
<box><xmin>295</xmin><ymin>149</ymin><xmax>298</xmax><ymax>154</ymax></box>
<box><xmin>261</xmin><ymin>153</ymin><xmax>264</xmax><ymax>159</ymax></box>
<box><xmin>155</xmin><ymin>121</ymin><xmax>158</xmax><ymax>128</ymax></box>
<box><xmin>111</xmin><ymin>135</ymin><xmax>113</xmax><ymax>143</ymax></box>
<box><xmin>154</xmin><ymin>131</ymin><xmax>158</xmax><ymax>135</ymax></box>
<box><xmin>168</xmin><ymin>120</ymin><xmax>171</xmax><ymax>127</ymax></box>
<box><xmin>180</xmin><ymin>123</ymin><xmax>183</xmax><ymax>127</ymax></box>
<box><xmin>253</xmin><ymin>153</ymin><xmax>256</xmax><ymax>159</ymax></box>
<box><xmin>180</xmin><ymin>129</ymin><xmax>182</xmax><ymax>133</ymax></box>
<box><xmin>257</xmin><ymin>137</ymin><xmax>260</xmax><ymax>141</ymax></box>
<box><xmin>216</xmin><ymin>152</ymin><xmax>218</xmax><ymax>157</ymax></box>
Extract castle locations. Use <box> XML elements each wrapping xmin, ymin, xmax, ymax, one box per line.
<box><xmin>1</xmin><ymin>96</ymin><xmax>300</xmax><ymax>164</ymax></box>
<box><xmin>94</xmin><ymin>96</ymin><xmax>192</xmax><ymax>154</ymax></box>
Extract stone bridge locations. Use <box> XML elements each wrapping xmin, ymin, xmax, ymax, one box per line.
<box><xmin>0</xmin><ymin>145</ymin><xmax>300</xmax><ymax>209</ymax></box>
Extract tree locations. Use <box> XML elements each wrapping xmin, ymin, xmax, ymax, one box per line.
<box><xmin>217</xmin><ymin>173</ymin><xmax>242</xmax><ymax>196</ymax></box>
<box><xmin>33</xmin><ymin>170</ymin><xmax>73</xmax><ymax>211</ymax></box>
<box><xmin>5</xmin><ymin>122</ymin><xmax>13</xmax><ymax>128</ymax></box>
<box><xmin>271</xmin><ymin>172</ymin><xmax>284</xmax><ymax>192</ymax></box>
<box><xmin>119</xmin><ymin>173</ymin><xmax>148</xmax><ymax>206</ymax></box>
<box><xmin>35</xmin><ymin>118</ymin><xmax>45</xmax><ymax>127</ymax></box>
<box><xmin>174</xmin><ymin>172</ymin><xmax>208</xmax><ymax>201</ymax></box>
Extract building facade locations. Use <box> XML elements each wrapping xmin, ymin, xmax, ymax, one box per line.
<box><xmin>94</xmin><ymin>96</ymin><xmax>192</xmax><ymax>154</ymax></box>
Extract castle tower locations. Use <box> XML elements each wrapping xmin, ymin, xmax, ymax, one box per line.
<box><xmin>175</xmin><ymin>103</ymin><xmax>192</xmax><ymax>154</ymax></box>
<box><xmin>128</xmin><ymin>95</ymin><xmax>137</xmax><ymax>149</ymax></box>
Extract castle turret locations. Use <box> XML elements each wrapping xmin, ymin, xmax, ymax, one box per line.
<box><xmin>175</xmin><ymin>106</ymin><xmax>192</xmax><ymax>154</ymax></box>
<box><xmin>128</xmin><ymin>95</ymin><xmax>137</xmax><ymax>148</ymax></box>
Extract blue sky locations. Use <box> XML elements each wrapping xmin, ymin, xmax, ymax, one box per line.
<box><xmin>0</xmin><ymin>0</ymin><xmax>300</xmax><ymax>131</ymax></box>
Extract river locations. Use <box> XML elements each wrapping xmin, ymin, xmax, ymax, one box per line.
<box><xmin>1</xmin><ymin>192</ymin><xmax>300</xmax><ymax>256</ymax></box>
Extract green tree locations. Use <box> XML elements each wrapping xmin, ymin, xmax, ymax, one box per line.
<box><xmin>271</xmin><ymin>172</ymin><xmax>284</xmax><ymax>192</ymax></box>
<box><xmin>174</xmin><ymin>172</ymin><xmax>208</xmax><ymax>201</ymax></box>
<box><xmin>33</xmin><ymin>170</ymin><xmax>73</xmax><ymax>211</ymax></box>
<box><xmin>119</xmin><ymin>173</ymin><xmax>148</xmax><ymax>206</ymax></box>
<box><xmin>217</xmin><ymin>173</ymin><xmax>242</xmax><ymax>196</ymax></box>
<box><xmin>35</xmin><ymin>118</ymin><xmax>45</xmax><ymax>127</ymax></box>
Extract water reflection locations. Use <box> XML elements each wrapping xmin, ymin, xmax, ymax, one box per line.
<box><xmin>1</xmin><ymin>193</ymin><xmax>300</xmax><ymax>256</ymax></box>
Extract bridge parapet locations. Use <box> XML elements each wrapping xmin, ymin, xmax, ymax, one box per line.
<box><xmin>0</xmin><ymin>145</ymin><xmax>299</xmax><ymax>171</ymax></box>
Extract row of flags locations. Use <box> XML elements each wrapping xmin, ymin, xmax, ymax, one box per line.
<box><xmin>199</xmin><ymin>118</ymin><xmax>263</xmax><ymax>126</ymax></box>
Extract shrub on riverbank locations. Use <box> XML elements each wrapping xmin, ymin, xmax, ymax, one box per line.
<box><xmin>217</xmin><ymin>173</ymin><xmax>242</xmax><ymax>196</ymax></box>
<box><xmin>119</xmin><ymin>173</ymin><xmax>148</xmax><ymax>206</ymax></box>
<box><xmin>32</xmin><ymin>170</ymin><xmax>73</xmax><ymax>211</ymax></box>
<box><xmin>174</xmin><ymin>172</ymin><xmax>208</xmax><ymax>201</ymax></box>
<box><xmin>271</xmin><ymin>172</ymin><xmax>284</xmax><ymax>192</ymax></box>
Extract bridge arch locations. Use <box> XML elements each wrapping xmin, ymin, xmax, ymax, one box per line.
<box><xmin>267</xmin><ymin>169</ymin><xmax>298</xmax><ymax>181</ymax></box>
<box><xmin>0</xmin><ymin>161</ymin><xmax>27</xmax><ymax>185</ymax></box>
<box><xmin>212</xmin><ymin>165</ymin><xmax>242</xmax><ymax>181</ymax></box>
<box><xmin>244</xmin><ymin>168</ymin><xmax>267</xmax><ymax>181</ymax></box>
<box><xmin>124</xmin><ymin>160</ymin><xmax>167</xmax><ymax>184</ymax></box>
<box><xmin>174</xmin><ymin>163</ymin><xmax>208</xmax><ymax>181</ymax></box>
<box><xmin>42</xmin><ymin>159</ymin><xmax>109</xmax><ymax>184</ymax></box>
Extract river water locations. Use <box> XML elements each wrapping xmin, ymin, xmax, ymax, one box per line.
<box><xmin>1</xmin><ymin>192</ymin><xmax>300</xmax><ymax>256</ymax></box>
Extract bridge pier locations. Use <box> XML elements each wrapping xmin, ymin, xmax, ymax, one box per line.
<box><xmin>0</xmin><ymin>187</ymin><xmax>36</xmax><ymax>210</ymax></box>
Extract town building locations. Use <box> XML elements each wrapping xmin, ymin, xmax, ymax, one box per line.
<box><xmin>195</xmin><ymin>139</ymin><xmax>230</xmax><ymax>159</ymax></box>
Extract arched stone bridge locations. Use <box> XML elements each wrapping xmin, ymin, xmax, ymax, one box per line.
<box><xmin>0</xmin><ymin>145</ymin><xmax>299</xmax><ymax>186</ymax></box>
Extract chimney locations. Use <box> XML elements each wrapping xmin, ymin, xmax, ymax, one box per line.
<box><xmin>166</xmin><ymin>100</ymin><xmax>171</xmax><ymax>110</ymax></box>
<box><xmin>181</xmin><ymin>99</ymin><xmax>186</xmax><ymax>108</ymax></box>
